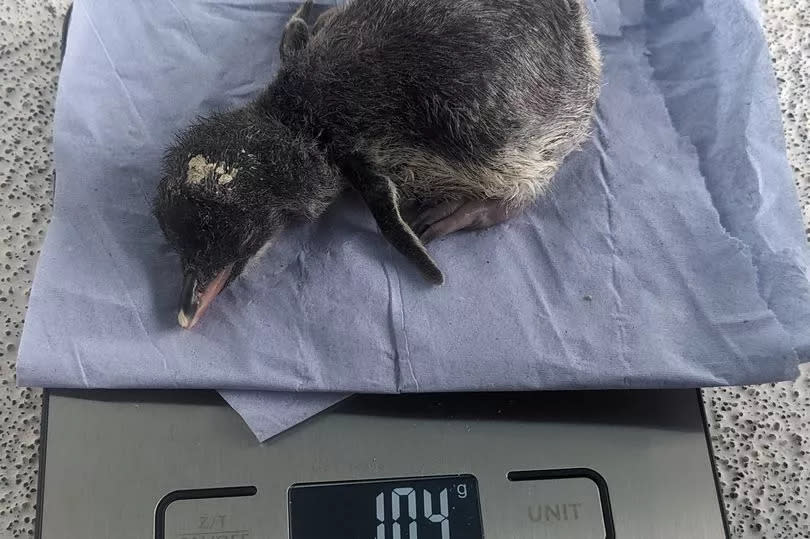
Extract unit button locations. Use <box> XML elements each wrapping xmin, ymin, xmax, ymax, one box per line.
<box><xmin>501</xmin><ymin>469</ymin><xmax>613</xmax><ymax>539</ymax></box>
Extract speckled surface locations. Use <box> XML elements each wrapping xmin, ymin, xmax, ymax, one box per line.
<box><xmin>703</xmin><ymin>1</ymin><xmax>810</xmax><ymax>537</ymax></box>
<box><xmin>0</xmin><ymin>0</ymin><xmax>65</xmax><ymax>537</ymax></box>
<box><xmin>0</xmin><ymin>1</ymin><xmax>808</xmax><ymax>537</ymax></box>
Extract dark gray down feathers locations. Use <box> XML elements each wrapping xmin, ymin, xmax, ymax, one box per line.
<box><xmin>155</xmin><ymin>0</ymin><xmax>600</xmax><ymax>288</ymax></box>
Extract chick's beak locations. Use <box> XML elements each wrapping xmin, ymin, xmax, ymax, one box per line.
<box><xmin>177</xmin><ymin>263</ymin><xmax>234</xmax><ymax>329</ymax></box>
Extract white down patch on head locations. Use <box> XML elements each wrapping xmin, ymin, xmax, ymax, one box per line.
<box><xmin>186</xmin><ymin>154</ymin><xmax>239</xmax><ymax>185</ymax></box>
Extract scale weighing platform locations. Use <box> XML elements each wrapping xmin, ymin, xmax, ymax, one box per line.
<box><xmin>35</xmin><ymin>389</ymin><xmax>729</xmax><ymax>538</ymax></box>
<box><xmin>37</xmin><ymin>5</ymin><xmax>729</xmax><ymax>538</ymax></box>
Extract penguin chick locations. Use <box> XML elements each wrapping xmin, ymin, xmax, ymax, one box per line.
<box><xmin>155</xmin><ymin>108</ymin><xmax>341</xmax><ymax>328</ymax></box>
<box><xmin>155</xmin><ymin>0</ymin><xmax>601</xmax><ymax>328</ymax></box>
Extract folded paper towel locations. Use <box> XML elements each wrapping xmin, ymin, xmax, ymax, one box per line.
<box><xmin>18</xmin><ymin>0</ymin><xmax>810</xmax><ymax>440</ymax></box>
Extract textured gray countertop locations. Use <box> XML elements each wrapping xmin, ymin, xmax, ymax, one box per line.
<box><xmin>0</xmin><ymin>1</ymin><xmax>807</xmax><ymax>537</ymax></box>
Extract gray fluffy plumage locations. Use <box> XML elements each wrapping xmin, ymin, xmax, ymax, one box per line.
<box><xmin>155</xmin><ymin>0</ymin><xmax>601</xmax><ymax>325</ymax></box>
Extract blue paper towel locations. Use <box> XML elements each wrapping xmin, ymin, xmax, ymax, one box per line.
<box><xmin>18</xmin><ymin>0</ymin><xmax>810</xmax><ymax>440</ymax></box>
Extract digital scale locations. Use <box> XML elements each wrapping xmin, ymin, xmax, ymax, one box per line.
<box><xmin>38</xmin><ymin>8</ymin><xmax>728</xmax><ymax>538</ymax></box>
<box><xmin>35</xmin><ymin>389</ymin><xmax>729</xmax><ymax>538</ymax></box>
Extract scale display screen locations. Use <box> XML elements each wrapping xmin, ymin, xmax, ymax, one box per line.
<box><xmin>288</xmin><ymin>474</ymin><xmax>483</xmax><ymax>539</ymax></box>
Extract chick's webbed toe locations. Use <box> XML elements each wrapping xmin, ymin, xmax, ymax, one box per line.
<box><xmin>414</xmin><ymin>199</ymin><xmax>520</xmax><ymax>243</ymax></box>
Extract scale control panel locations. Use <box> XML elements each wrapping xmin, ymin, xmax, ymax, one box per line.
<box><xmin>39</xmin><ymin>390</ymin><xmax>727</xmax><ymax>539</ymax></box>
<box><xmin>157</xmin><ymin>469</ymin><xmax>613</xmax><ymax>539</ymax></box>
